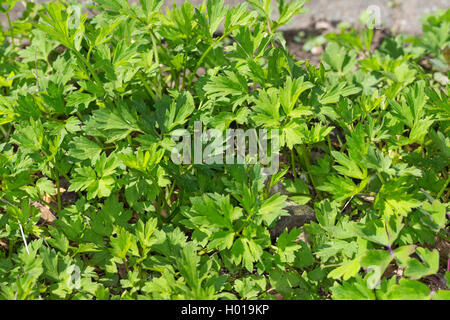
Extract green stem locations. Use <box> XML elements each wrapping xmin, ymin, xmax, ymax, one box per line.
<box><xmin>296</xmin><ymin>145</ymin><xmax>317</xmax><ymax>189</ymax></box>
<box><xmin>61</xmin><ymin>171</ymin><xmax>72</xmax><ymax>184</ymax></box>
<box><xmin>181</xmin><ymin>67</ymin><xmax>187</xmax><ymax>90</ymax></box>
<box><xmin>9</xmin><ymin>239</ymin><xmax>15</xmax><ymax>258</ymax></box>
<box><xmin>6</xmin><ymin>12</ymin><xmax>15</xmax><ymax>49</ymax></box>
<box><xmin>38</xmin><ymin>198</ymin><xmax>59</xmax><ymax>213</ymax></box>
<box><xmin>174</xmin><ymin>69</ymin><xmax>180</xmax><ymax>90</ymax></box>
<box><xmin>187</xmin><ymin>32</ymin><xmax>229</xmax><ymax>88</ymax></box>
<box><xmin>266</xmin><ymin>16</ymin><xmax>273</xmax><ymax>35</ymax></box>
<box><xmin>377</xmin><ymin>172</ymin><xmax>386</xmax><ymax>184</ymax></box>
<box><xmin>327</xmin><ymin>135</ymin><xmax>333</xmax><ymax>153</ymax></box>
<box><xmin>54</xmin><ymin>167</ymin><xmax>62</xmax><ymax>212</ymax></box>
<box><xmin>437</xmin><ymin>176</ymin><xmax>450</xmax><ymax>200</ymax></box>
<box><xmin>148</xmin><ymin>174</ymin><xmax>170</xmax><ymax>218</ymax></box>
<box><xmin>0</xmin><ymin>126</ymin><xmax>8</xmax><ymax>139</ymax></box>
<box><xmin>137</xmin><ymin>71</ymin><xmax>156</xmax><ymax>101</ymax></box>
<box><xmin>87</xmin><ymin>46</ymin><xmax>93</xmax><ymax>61</ymax></box>
<box><xmin>167</xmin><ymin>182</ymin><xmax>176</xmax><ymax>205</ymax></box>
<box><xmin>72</xmin><ymin>50</ymin><xmax>102</xmax><ymax>88</ymax></box>
<box><xmin>149</xmin><ymin>30</ymin><xmax>162</xmax><ymax>97</ymax></box>
<box><xmin>156</xmin><ymin>45</ymin><xmax>178</xmax><ymax>90</ymax></box>
<box><xmin>149</xmin><ymin>30</ymin><xmax>160</xmax><ymax>66</ymax></box>
<box><xmin>290</xmin><ymin>148</ymin><xmax>297</xmax><ymax>178</ymax></box>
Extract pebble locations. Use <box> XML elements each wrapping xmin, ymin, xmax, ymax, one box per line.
<box><xmin>315</xmin><ymin>21</ymin><xmax>332</xmax><ymax>31</ymax></box>
<box><xmin>311</xmin><ymin>46</ymin><xmax>323</xmax><ymax>56</ymax></box>
<box><xmin>269</xmin><ymin>182</ymin><xmax>316</xmax><ymax>239</ymax></box>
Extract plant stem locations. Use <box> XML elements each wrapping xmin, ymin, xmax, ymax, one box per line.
<box><xmin>54</xmin><ymin>167</ymin><xmax>62</xmax><ymax>212</ymax></box>
<box><xmin>6</xmin><ymin>12</ymin><xmax>15</xmax><ymax>50</ymax></box>
<box><xmin>290</xmin><ymin>148</ymin><xmax>297</xmax><ymax>178</ymax></box>
<box><xmin>72</xmin><ymin>50</ymin><xmax>102</xmax><ymax>88</ymax></box>
<box><xmin>167</xmin><ymin>182</ymin><xmax>176</xmax><ymax>205</ymax></box>
<box><xmin>39</xmin><ymin>197</ymin><xmax>59</xmax><ymax>213</ymax></box>
<box><xmin>437</xmin><ymin>176</ymin><xmax>450</xmax><ymax>200</ymax></box>
<box><xmin>149</xmin><ymin>29</ymin><xmax>163</xmax><ymax>98</ymax></box>
<box><xmin>0</xmin><ymin>126</ymin><xmax>8</xmax><ymax>139</ymax></box>
<box><xmin>266</xmin><ymin>16</ymin><xmax>273</xmax><ymax>35</ymax></box>
<box><xmin>296</xmin><ymin>145</ymin><xmax>317</xmax><ymax>189</ymax></box>
<box><xmin>137</xmin><ymin>71</ymin><xmax>156</xmax><ymax>101</ymax></box>
<box><xmin>187</xmin><ymin>32</ymin><xmax>229</xmax><ymax>88</ymax></box>
<box><xmin>9</xmin><ymin>239</ymin><xmax>15</xmax><ymax>258</ymax></box>
<box><xmin>377</xmin><ymin>172</ymin><xmax>386</xmax><ymax>184</ymax></box>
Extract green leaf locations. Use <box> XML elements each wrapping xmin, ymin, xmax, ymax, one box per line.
<box><xmin>208</xmin><ymin>231</ymin><xmax>235</xmax><ymax>251</ymax></box>
<box><xmin>404</xmin><ymin>247</ymin><xmax>439</xmax><ymax>280</ymax></box>
<box><xmin>384</xmin><ymin>278</ymin><xmax>431</xmax><ymax>300</ymax></box>
<box><xmin>322</xmin><ymin>42</ymin><xmax>358</xmax><ymax>75</ymax></box>
<box><xmin>234</xmin><ymin>275</ymin><xmax>266</xmax><ymax>299</ymax></box>
<box><xmin>224</xmin><ymin>3</ymin><xmax>257</xmax><ymax>33</ymax></box>
<box><xmin>68</xmin><ymin>154</ymin><xmax>119</xmax><ymax>199</ymax></box>
<box><xmin>68</xmin><ymin>136</ymin><xmax>103</xmax><ymax>164</ymax></box>
<box><xmin>281</xmin><ymin>120</ymin><xmax>304</xmax><ymax>149</ymax></box>
<box><xmin>269</xmin><ymin>269</ymin><xmax>302</xmax><ymax>297</ymax></box>
<box><xmin>352</xmin><ymin>216</ymin><xmax>403</xmax><ymax>247</ymax></box>
<box><xmin>204</xmin><ymin>71</ymin><xmax>249</xmax><ymax>107</ymax></box>
<box><xmin>331</xmin><ymin>275</ymin><xmax>376</xmax><ymax>300</ymax></box>
<box><xmin>331</xmin><ymin>150</ymin><xmax>367</xmax><ymax>179</ymax></box>
<box><xmin>328</xmin><ymin>257</ymin><xmax>362</xmax><ymax>281</ymax></box>
<box><xmin>393</xmin><ymin>245</ymin><xmax>416</xmax><ymax>267</ymax></box>
<box><xmin>432</xmin><ymin>290</ymin><xmax>450</xmax><ymax>300</ymax></box>
<box><xmin>257</xmin><ymin>193</ymin><xmax>288</xmax><ymax>226</ymax></box>
<box><xmin>136</xmin><ymin>218</ymin><xmax>158</xmax><ymax>249</ymax></box>
<box><xmin>251</xmin><ymin>88</ymin><xmax>280</xmax><ymax>127</ymax></box>
<box><xmin>156</xmin><ymin>92</ymin><xmax>195</xmax><ymax>134</ymax></box>
<box><xmin>85</xmin><ymin>105</ymin><xmax>141</xmax><ymax>143</ymax></box>
<box><xmin>186</xmin><ymin>193</ymin><xmax>238</xmax><ymax>231</ymax></box>
<box><xmin>276</xmin><ymin>228</ymin><xmax>302</xmax><ymax>251</ymax></box>
<box><xmin>279</xmin><ymin>76</ymin><xmax>313</xmax><ymax>116</ymax></box>
<box><xmin>206</xmin><ymin>0</ymin><xmax>228</xmax><ymax>35</ymax></box>
<box><xmin>361</xmin><ymin>250</ymin><xmax>393</xmax><ymax>289</ymax></box>
<box><xmin>69</xmin><ymin>167</ymin><xmax>97</xmax><ymax>193</ymax></box>
<box><xmin>47</xmin><ymin>227</ymin><xmax>69</xmax><ymax>254</ymax></box>
<box><xmin>318</xmin><ymin>176</ymin><xmax>368</xmax><ymax>202</ymax></box>
<box><xmin>420</xmin><ymin>200</ymin><xmax>447</xmax><ymax>230</ymax></box>
<box><xmin>36</xmin><ymin>177</ymin><xmax>56</xmax><ymax>196</ymax></box>
<box><xmin>38</xmin><ymin>2</ymin><xmax>87</xmax><ymax>49</ymax></box>
<box><xmin>374</xmin><ymin>178</ymin><xmax>422</xmax><ymax>216</ymax></box>
<box><xmin>110</xmin><ymin>227</ymin><xmax>136</xmax><ymax>260</ymax></box>
<box><xmin>230</xmin><ymin>237</ymin><xmax>258</xmax><ymax>272</ymax></box>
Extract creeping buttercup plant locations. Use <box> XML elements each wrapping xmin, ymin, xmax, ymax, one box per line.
<box><xmin>0</xmin><ymin>0</ymin><xmax>449</xmax><ymax>300</ymax></box>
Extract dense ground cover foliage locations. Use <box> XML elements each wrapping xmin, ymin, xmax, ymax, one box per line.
<box><xmin>0</xmin><ymin>0</ymin><xmax>449</xmax><ymax>300</ymax></box>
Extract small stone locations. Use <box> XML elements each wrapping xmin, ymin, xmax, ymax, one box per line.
<box><xmin>270</xmin><ymin>181</ymin><xmax>290</xmax><ymax>196</ymax></box>
<box><xmin>269</xmin><ymin>182</ymin><xmax>316</xmax><ymax>239</ymax></box>
<box><xmin>311</xmin><ymin>46</ymin><xmax>323</xmax><ymax>56</ymax></box>
<box><xmin>270</xmin><ymin>201</ymin><xmax>315</xmax><ymax>239</ymax></box>
<box><xmin>315</xmin><ymin>21</ymin><xmax>332</xmax><ymax>31</ymax></box>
